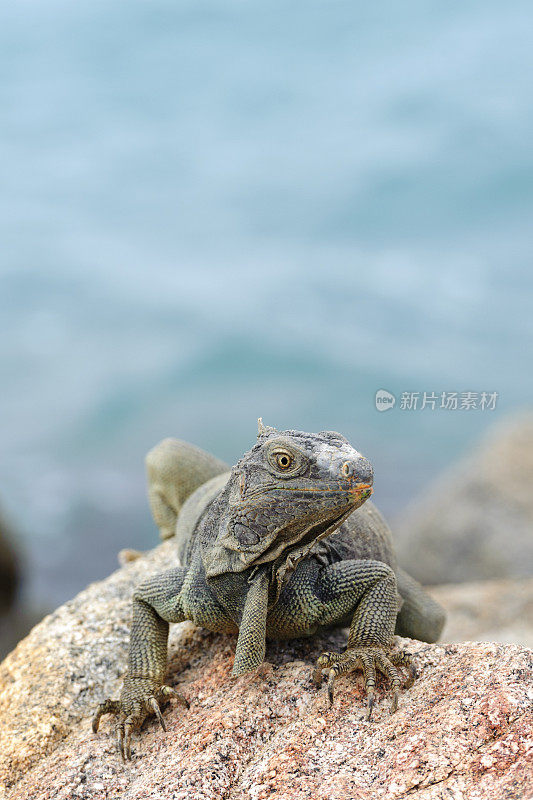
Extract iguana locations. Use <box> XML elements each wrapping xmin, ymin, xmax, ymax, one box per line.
<box><xmin>92</xmin><ymin>420</ymin><xmax>445</xmax><ymax>760</ymax></box>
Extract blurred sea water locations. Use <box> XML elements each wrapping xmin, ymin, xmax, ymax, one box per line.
<box><xmin>0</xmin><ymin>0</ymin><xmax>532</xmax><ymax>606</ymax></box>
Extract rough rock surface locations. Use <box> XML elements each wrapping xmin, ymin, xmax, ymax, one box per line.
<box><xmin>432</xmin><ymin>577</ymin><xmax>533</xmax><ymax>649</ymax></box>
<box><xmin>394</xmin><ymin>413</ymin><xmax>533</xmax><ymax>584</ymax></box>
<box><xmin>1</xmin><ymin>544</ymin><xmax>532</xmax><ymax>800</ymax></box>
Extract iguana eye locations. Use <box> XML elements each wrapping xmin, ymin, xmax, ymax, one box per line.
<box><xmin>275</xmin><ymin>452</ymin><xmax>293</xmax><ymax>470</ymax></box>
<box><xmin>265</xmin><ymin>441</ymin><xmax>302</xmax><ymax>474</ymax></box>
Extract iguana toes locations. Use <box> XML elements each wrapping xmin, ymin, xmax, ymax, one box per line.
<box><xmin>92</xmin><ymin>420</ymin><xmax>445</xmax><ymax>760</ymax></box>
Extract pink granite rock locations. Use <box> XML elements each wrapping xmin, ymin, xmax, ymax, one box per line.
<box><xmin>0</xmin><ymin>544</ymin><xmax>531</xmax><ymax>800</ymax></box>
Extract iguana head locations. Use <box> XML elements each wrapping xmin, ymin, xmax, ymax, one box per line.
<box><xmin>204</xmin><ymin>419</ymin><xmax>373</xmax><ymax>578</ymax></box>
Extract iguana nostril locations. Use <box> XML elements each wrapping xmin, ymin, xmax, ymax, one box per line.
<box><xmin>342</xmin><ymin>458</ymin><xmax>373</xmax><ymax>484</ymax></box>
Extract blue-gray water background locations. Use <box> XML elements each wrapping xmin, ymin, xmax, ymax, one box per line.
<box><xmin>1</xmin><ymin>1</ymin><xmax>532</xmax><ymax>608</ymax></box>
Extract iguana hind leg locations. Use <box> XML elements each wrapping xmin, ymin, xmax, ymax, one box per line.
<box><xmin>395</xmin><ymin>567</ymin><xmax>446</xmax><ymax>643</ymax></box>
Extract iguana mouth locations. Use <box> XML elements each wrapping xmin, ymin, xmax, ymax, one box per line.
<box><xmin>262</xmin><ymin>483</ymin><xmax>373</xmax><ymax>495</ymax></box>
<box><xmin>350</xmin><ymin>484</ymin><xmax>373</xmax><ymax>500</ymax></box>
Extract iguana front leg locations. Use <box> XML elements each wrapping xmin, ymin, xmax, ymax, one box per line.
<box><xmin>92</xmin><ymin>567</ymin><xmax>189</xmax><ymax>760</ymax></box>
<box><xmin>268</xmin><ymin>558</ymin><xmax>416</xmax><ymax>719</ymax></box>
<box><xmin>312</xmin><ymin>560</ymin><xmax>416</xmax><ymax>718</ymax></box>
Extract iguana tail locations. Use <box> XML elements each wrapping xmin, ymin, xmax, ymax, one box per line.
<box><xmin>395</xmin><ymin>567</ymin><xmax>446</xmax><ymax>643</ymax></box>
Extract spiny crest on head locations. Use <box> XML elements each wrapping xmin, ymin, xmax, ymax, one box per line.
<box><xmin>257</xmin><ymin>418</ymin><xmax>278</xmax><ymax>438</ymax></box>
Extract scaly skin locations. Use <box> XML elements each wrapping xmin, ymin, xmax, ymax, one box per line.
<box><xmin>92</xmin><ymin>420</ymin><xmax>445</xmax><ymax>759</ymax></box>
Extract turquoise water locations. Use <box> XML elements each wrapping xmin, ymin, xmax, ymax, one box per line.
<box><xmin>0</xmin><ymin>1</ymin><xmax>532</xmax><ymax>605</ymax></box>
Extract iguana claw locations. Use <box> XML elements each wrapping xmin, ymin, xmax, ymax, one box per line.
<box><xmin>313</xmin><ymin>646</ymin><xmax>416</xmax><ymax>720</ymax></box>
<box><xmin>92</xmin><ymin>680</ymin><xmax>189</xmax><ymax>761</ymax></box>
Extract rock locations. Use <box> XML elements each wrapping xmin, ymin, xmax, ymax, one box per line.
<box><xmin>0</xmin><ymin>540</ymin><xmax>175</xmax><ymax>797</ymax></box>
<box><xmin>0</xmin><ymin>606</ymin><xmax>46</xmax><ymax>663</ymax></box>
<box><xmin>431</xmin><ymin>577</ymin><xmax>533</xmax><ymax>649</ymax></box>
<box><xmin>117</xmin><ymin>548</ymin><xmax>143</xmax><ymax>566</ymax></box>
<box><xmin>0</xmin><ymin>543</ymin><xmax>531</xmax><ymax>800</ymax></box>
<box><xmin>394</xmin><ymin>413</ymin><xmax>533</xmax><ymax>585</ymax></box>
<box><xmin>0</xmin><ymin>506</ymin><xmax>19</xmax><ymax>614</ymax></box>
